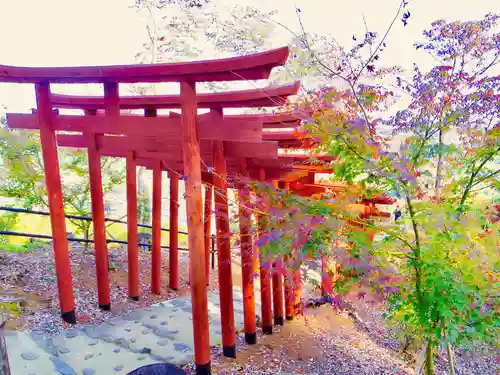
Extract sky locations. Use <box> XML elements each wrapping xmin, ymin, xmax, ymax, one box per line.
<box><xmin>0</xmin><ymin>0</ymin><xmax>499</xmax><ymax>114</ymax></box>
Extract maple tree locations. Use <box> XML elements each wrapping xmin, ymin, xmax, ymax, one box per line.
<box><xmin>253</xmin><ymin>9</ymin><xmax>499</xmax><ymax>375</ymax></box>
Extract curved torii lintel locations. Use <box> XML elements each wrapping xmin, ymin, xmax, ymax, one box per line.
<box><xmin>0</xmin><ymin>47</ymin><xmax>289</xmax><ymax>83</ymax></box>
<box><xmin>50</xmin><ymin>81</ymin><xmax>300</xmax><ymax>110</ymax></box>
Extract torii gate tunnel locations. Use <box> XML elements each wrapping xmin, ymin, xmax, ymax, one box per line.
<box><xmin>1</xmin><ymin>47</ymin><xmax>392</xmax><ymax>374</ymax></box>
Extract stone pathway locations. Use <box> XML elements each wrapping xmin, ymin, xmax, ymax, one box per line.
<box><xmin>5</xmin><ymin>286</ymin><xmax>263</xmax><ymax>375</ymax></box>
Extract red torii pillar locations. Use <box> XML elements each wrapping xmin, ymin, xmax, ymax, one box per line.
<box><xmin>126</xmin><ymin>149</ymin><xmax>140</xmax><ymax>300</ymax></box>
<box><xmin>169</xmin><ymin>171</ymin><xmax>179</xmax><ymax>290</ymax></box>
<box><xmin>212</xmin><ymin>109</ymin><xmax>236</xmax><ymax>357</ymax></box>
<box><xmin>204</xmin><ymin>185</ymin><xmax>213</xmax><ymax>285</ymax></box>
<box><xmin>271</xmin><ymin>180</ymin><xmax>284</xmax><ymax>326</ymax></box>
<box><xmin>257</xmin><ymin>168</ymin><xmax>273</xmax><ymax>334</ymax></box>
<box><xmin>146</xmin><ymin>108</ymin><xmax>163</xmax><ymax>295</ymax></box>
<box><xmin>35</xmin><ymin>83</ymin><xmax>76</xmax><ymax>323</ymax></box>
<box><xmin>238</xmin><ymin>159</ymin><xmax>257</xmax><ymax>344</ymax></box>
<box><xmin>180</xmin><ymin>81</ymin><xmax>211</xmax><ymax>371</ymax></box>
<box><xmin>282</xmin><ymin>181</ymin><xmax>294</xmax><ymax>320</ymax></box>
<box><xmin>86</xmin><ymin>82</ymin><xmax>118</xmax><ymax>310</ymax></box>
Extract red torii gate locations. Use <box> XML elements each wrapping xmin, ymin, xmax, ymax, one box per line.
<box><xmin>38</xmin><ymin>83</ymin><xmax>302</xmax><ymax>348</ymax></box>
<box><xmin>1</xmin><ymin>47</ymin><xmax>295</xmax><ymax>375</ymax></box>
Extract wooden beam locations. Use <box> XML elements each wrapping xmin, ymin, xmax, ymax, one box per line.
<box><xmin>55</xmin><ymin>134</ymin><xmax>278</xmax><ymax>159</ymax></box>
<box><xmin>168</xmin><ymin>171</ymin><xmax>180</xmax><ymax>291</ymax></box>
<box><xmin>239</xmin><ymin>158</ymin><xmax>257</xmax><ymax>345</ymax></box>
<box><xmin>35</xmin><ymin>82</ymin><xmax>76</xmax><ymax>324</ymax></box>
<box><xmin>212</xmin><ymin>109</ymin><xmax>236</xmax><ymax>358</ymax></box>
<box><xmin>0</xmin><ymin>46</ymin><xmax>289</xmax><ymax>83</ymax></box>
<box><xmin>181</xmin><ymin>81</ymin><xmax>211</xmax><ymax>374</ymax></box>
<box><xmin>7</xmin><ymin>113</ymin><xmax>263</xmax><ymax>143</ymax></box>
<box><xmin>51</xmin><ymin>81</ymin><xmax>300</xmax><ymax>109</ymax></box>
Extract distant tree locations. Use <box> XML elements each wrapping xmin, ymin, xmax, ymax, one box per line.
<box><xmin>0</xmin><ymin>118</ymin><xmax>125</xmax><ymax>247</ymax></box>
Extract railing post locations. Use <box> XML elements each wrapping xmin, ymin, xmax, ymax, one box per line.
<box><xmin>35</xmin><ymin>82</ymin><xmax>76</xmax><ymax>323</ymax></box>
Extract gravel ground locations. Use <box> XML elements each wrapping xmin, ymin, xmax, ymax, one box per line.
<box><xmin>181</xmin><ymin>294</ymin><xmax>498</xmax><ymax>375</ymax></box>
<box><xmin>0</xmin><ymin>242</ymin><xmax>221</xmax><ymax>334</ymax></box>
<box><xmin>1</xmin><ymin>245</ymin><xmax>497</xmax><ymax>374</ymax></box>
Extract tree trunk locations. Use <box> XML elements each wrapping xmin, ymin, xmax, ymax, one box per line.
<box><xmin>434</xmin><ymin>129</ymin><xmax>443</xmax><ymax>202</ymax></box>
<box><xmin>425</xmin><ymin>338</ymin><xmax>435</xmax><ymax>375</ymax></box>
<box><xmin>83</xmin><ymin>227</ymin><xmax>90</xmax><ymax>252</ymax></box>
<box><xmin>446</xmin><ymin>340</ymin><xmax>456</xmax><ymax>375</ymax></box>
<box><xmin>0</xmin><ymin>322</ymin><xmax>11</xmax><ymax>375</ymax></box>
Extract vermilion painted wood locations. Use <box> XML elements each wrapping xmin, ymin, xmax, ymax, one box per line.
<box><xmin>148</xmin><ymin>107</ymin><xmax>163</xmax><ymax>295</ymax></box>
<box><xmin>104</xmin><ymin>82</ymin><xmax>120</xmax><ymax>116</ymax></box>
<box><xmin>126</xmin><ymin>151</ymin><xmax>140</xmax><ymax>300</ymax></box>
<box><xmin>293</xmin><ymin>267</ymin><xmax>302</xmax><ymax>316</ymax></box>
<box><xmin>171</xmin><ymin>111</ymin><xmax>301</xmax><ymax>130</ymax></box>
<box><xmin>69</xmin><ymin>109</ymin><xmax>301</xmax><ymax>130</ymax></box>
<box><xmin>203</xmin><ymin>185</ymin><xmax>213</xmax><ymax>285</ymax></box>
<box><xmin>257</xmin><ymin>169</ymin><xmax>273</xmax><ymax>335</ymax></box>
<box><xmin>151</xmin><ymin>160</ymin><xmax>162</xmax><ymax>294</ymax></box>
<box><xmin>262</xmin><ymin>129</ymin><xmax>298</xmax><ymax>140</ymax></box>
<box><xmin>238</xmin><ymin>159</ymin><xmax>257</xmax><ymax>345</ymax></box>
<box><xmin>321</xmin><ymin>255</ymin><xmax>331</xmax><ymax>297</ymax></box>
<box><xmin>212</xmin><ymin>132</ymin><xmax>236</xmax><ymax>358</ymax></box>
<box><xmin>278</xmin><ymin>153</ymin><xmax>337</xmax><ymax>162</ymax></box>
<box><xmin>0</xmin><ymin>47</ymin><xmax>289</xmax><ymax>83</ymax></box>
<box><xmin>283</xmin><ymin>254</ymin><xmax>294</xmax><ymax>320</ymax></box>
<box><xmin>272</xmin><ymin>259</ymin><xmax>284</xmax><ymax>326</ymax></box>
<box><xmin>226</xmin><ymin>112</ymin><xmax>302</xmax><ymax>128</ymax></box>
<box><xmin>138</xmin><ymin>159</ymin><xmax>293</xmax><ymax>181</ymax></box>
<box><xmin>51</xmin><ymin>81</ymin><xmax>300</xmax><ymax>110</ymax></box>
<box><xmin>169</xmin><ymin>171</ymin><xmax>179</xmax><ymax>290</ymax></box>
<box><xmin>7</xmin><ymin>113</ymin><xmax>263</xmax><ymax>143</ymax></box>
<box><xmin>54</xmin><ymin>133</ymin><xmax>278</xmax><ymax>160</ymax></box>
<box><xmin>270</xmin><ymin>182</ymin><xmax>284</xmax><ymax>326</ymax></box>
<box><xmin>35</xmin><ymin>83</ymin><xmax>76</xmax><ymax>324</ymax></box>
<box><xmin>181</xmin><ymin>81</ymin><xmax>211</xmax><ymax>371</ymax></box>
<box><xmin>85</xmin><ymin>107</ymin><xmax>111</xmax><ymax>310</ymax></box>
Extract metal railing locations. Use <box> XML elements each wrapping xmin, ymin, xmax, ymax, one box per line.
<box><xmin>0</xmin><ymin>206</ymin><xmax>217</xmax><ymax>268</ymax></box>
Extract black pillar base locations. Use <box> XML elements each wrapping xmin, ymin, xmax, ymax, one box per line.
<box><xmin>130</xmin><ymin>296</ymin><xmax>139</xmax><ymax>301</ymax></box>
<box><xmin>223</xmin><ymin>345</ymin><xmax>236</xmax><ymax>358</ymax></box>
<box><xmin>99</xmin><ymin>303</ymin><xmax>111</xmax><ymax>311</ymax></box>
<box><xmin>245</xmin><ymin>332</ymin><xmax>257</xmax><ymax>345</ymax></box>
<box><xmin>196</xmin><ymin>361</ymin><xmax>211</xmax><ymax>375</ymax></box>
<box><xmin>274</xmin><ymin>316</ymin><xmax>284</xmax><ymax>326</ymax></box>
<box><xmin>286</xmin><ymin>316</ymin><xmax>294</xmax><ymax>321</ymax></box>
<box><xmin>61</xmin><ymin>310</ymin><xmax>76</xmax><ymax>324</ymax></box>
<box><xmin>262</xmin><ymin>325</ymin><xmax>273</xmax><ymax>335</ymax></box>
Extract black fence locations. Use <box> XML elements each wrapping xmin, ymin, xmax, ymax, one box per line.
<box><xmin>0</xmin><ymin>206</ymin><xmax>216</xmax><ymax>268</ymax></box>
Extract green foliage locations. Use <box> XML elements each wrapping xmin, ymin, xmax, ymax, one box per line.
<box><xmin>0</xmin><ymin>119</ymin><xmax>126</xmax><ymax>242</ymax></box>
<box><xmin>0</xmin><ymin>211</ymin><xmax>18</xmax><ymax>245</ymax></box>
